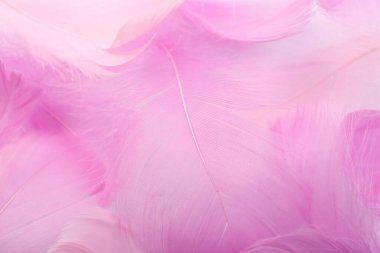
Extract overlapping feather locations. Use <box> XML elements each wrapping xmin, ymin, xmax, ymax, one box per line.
<box><xmin>1</xmin><ymin>0</ymin><xmax>380</xmax><ymax>252</ymax></box>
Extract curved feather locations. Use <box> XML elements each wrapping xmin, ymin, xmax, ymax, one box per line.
<box><xmin>116</xmin><ymin>59</ymin><xmax>380</xmax><ymax>251</ymax></box>
<box><xmin>48</xmin><ymin>208</ymin><xmax>142</xmax><ymax>253</ymax></box>
<box><xmin>274</xmin><ymin>108</ymin><xmax>379</xmax><ymax>244</ymax></box>
<box><xmin>0</xmin><ymin>0</ymin><xmax>182</xmax><ymax>74</ymax></box>
<box><xmin>241</xmin><ymin>229</ymin><xmax>369</xmax><ymax>253</ymax></box>
<box><xmin>30</xmin><ymin>13</ymin><xmax>380</xmax><ymax>252</ymax></box>
<box><xmin>109</xmin><ymin>24</ymin><xmax>380</xmax><ymax>247</ymax></box>
<box><xmin>0</xmin><ymin>65</ymin><xmax>40</xmax><ymax>147</ymax></box>
<box><xmin>3</xmin><ymin>5</ymin><xmax>378</xmax><ymax>252</ymax></box>
<box><xmin>113</xmin><ymin>29</ymin><xmax>316</xmax><ymax>252</ymax></box>
<box><xmin>182</xmin><ymin>0</ymin><xmax>313</xmax><ymax>41</ymax></box>
<box><xmin>0</xmin><ymin>134</ymin><xmax>105</xmax><ymax>253</ymax></box>
<box><xmin>318</xmin><ymin>0</ymin><xmax>380</xmax><ymax>36</ymax></box>
<box><xmin>241</xmin><ymin>14</ymin><xmax>380</xmax><ymax>111</ymax></box>
<box><xmin>344</xmin><ymin>110</ymin><xmax>380</xmax><ymax>210</ymax></box>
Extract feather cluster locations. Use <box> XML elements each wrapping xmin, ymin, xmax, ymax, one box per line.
<box><xmin>1</xmin><ymin>0</ymin><xmax>380</xmax><ymax>252</ymax></box>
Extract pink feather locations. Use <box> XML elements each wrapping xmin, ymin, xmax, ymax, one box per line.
<box><xmin>183</xmin><ymin>0</ymin><xmax>313</xmax><ymax>41</ymax></box>
<box><xmin>0</xmin><ymin>133</ymin><xmax>105</xmax><ymax>253</ymax></box>
<box><xmin>0</xmin><ymin>0</ymin><xmax>181</xmax><ymax>74</ymax></box>
<box><xmin>1</xmin><ymin>0</ymin><xmax>380</xmax><ymax>252</ymax></box>
<box><xmin>48</xmin><ymin>208</ymin><xmax>143</xmax><ymax>253</ymax></box>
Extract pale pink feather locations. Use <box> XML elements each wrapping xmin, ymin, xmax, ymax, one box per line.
<box><xmin>0</xmin><ymin>134</ymin><xmax>106</xmax><ymax>253</ymax></box>
<box><xmin>0</xmin><ymin>0</ymin><xmax>182</xmax><ymax>74</ymax></box>
<box><xmin>182</xmin><ymin>0</ymin><xmax>313</xmax><ymax>41</ymax></box>
<box><xmin>48</xmin><ymin>208</ymin><xmax>143</xmax><ymax>253</ymax></box>
<box><xmin>1</xmin><ymin>1</ymin><xmax>380</xmax><ymax>253</ymax></box>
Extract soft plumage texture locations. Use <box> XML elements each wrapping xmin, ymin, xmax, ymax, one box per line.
<box><xmin>344</xmin><ymin>110</ymin><xmax>380</xmax><ymax>210</ymax></box>
<box><xmin>0</xmin><ymin>68</ymin><xmax>107</xmax><ymax>253</ymax></box>
<box><xmin>48</xmin><ymin>208</ymin><xmax>143</xmax><ymax>253</ymax></box>
<box><xmin>0</xmin><ymin>0</ymin><xmax>182</xmax><ymax>74</ymax></box>
<box><xmin>1</xmin><ymin>0</ymin><xmax>380</xmax><ymax>253</ymax></box>
<box><xmin>0</xmin><ymin>66</ymin><xmax>39</xmax><ymax>147</ymax></box>
<box><xmin>241</xmin><ymin>229</ymin><xmax>369</xmax><ymax>253</ymax></box>
<box><xmin>183</xmin><ymin>0</ymin><xmax>313</xmax><ymax>41</ymax></box>
<box><xmin>0</xmin><ymin>134</ymin><xmax>105</xmax><ymax>253</ymax></box>
<box><xmin>318</xmin><ymin>0</ymin><xmax>380</xmax><ymax>32</ymax></box>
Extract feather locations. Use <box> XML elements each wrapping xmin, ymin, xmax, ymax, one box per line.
<box><xmin>100</xmin><ymin>13</ymin><xmax>380</xmax><ymax>250</ymax></box>
<box><xmin>2</xmin><ymin>1</ymin><xmax>380</xmax><ymax>252</ymax></box>
<box><xmin>38</xmin><ymin>77</ymin><xmax>131</xmax><ymax>204</ymax></box>
<box><xmin>241</xmin><ymin>229</ymin><xmax>369</xmax><ymax>253</ymax></box>
<box><xmin>115</xmin><ymin>63</ymin><xmax>380</xmax><ymax>251</ymax></box>
<box><xmin>318</xmin><ymin>0</ymin><xmax>380</xmax><ymax>35</ymax></box>
<box><xmin>235</xmin><ymin>13</ymin><xmax>380</xmax><ymax>111</ymax></box>
<box><xmin>0</xmin><ymin>65</ymin><xmax>40</xmax><ymax>147</ymax></box>
<box><xmin>0</xmin><ymin>0</ymin><xmax>182</xmax><ymax>74</ymax></box>
<box><xmin>272</xmin><ymin>108</ymin><xmax>379</xmax><ymax>248</ymax></box>
<box><xmin>23</xmin><ymin>8</ymin><xmax>380</xmax><ymax>252</ymax></box>
<box><xmin>0</xmin><ymin>134</ymin><xmax>106</xmax><ymax>253</ymax></box>
<box><xmin>106</xmin><ymin>16</ymin><xmax>327</xmax><ymax>251</ymax></box>
<box><xmin>343</xmin><ymin>110</ymin><xmax>380</xmax><ymax>210</ymax></box>
<box><xmin>48</xmin><ymin>208</ymin><xmax>143</xmax><ymax>253</ymax></box>
<box><xmin>106</xmin><ymin>38</ymin><xmax>301</xmax><ymax>253</ymax></box>
<box><xmin>182</xmin><ymin>0</ymin><xmax>313</xmax><ymax>41</ymax></box>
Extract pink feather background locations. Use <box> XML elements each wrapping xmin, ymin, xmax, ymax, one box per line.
<box><xmin>1</xmin><ymin>0</ymin><xmax>380</xmax><ymax>252</ymax></box>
